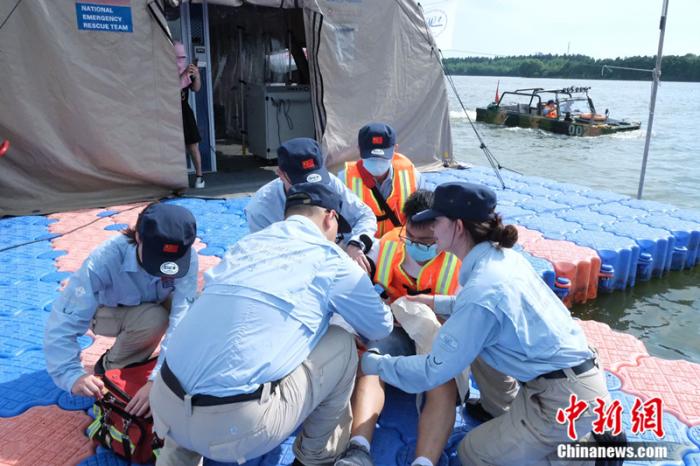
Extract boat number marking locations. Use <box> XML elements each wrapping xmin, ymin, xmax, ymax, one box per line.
<box><xmin>568</xmin><ymin>125</ymin><xmax>584</xmax><ymax>136</ymax></box>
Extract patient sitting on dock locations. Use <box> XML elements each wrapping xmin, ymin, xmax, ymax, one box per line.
<box><xmin>334</xmin><ymin>190</ymin><xmax>517</xmax><ymax>466</ymax></box>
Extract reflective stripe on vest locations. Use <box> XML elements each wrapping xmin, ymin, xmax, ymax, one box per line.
<box><xmin>351</xmin><ymin>177</ymin><xmax>363</xmax><ymax>199</ymax></box>
<box><xmin>434</xmin><ymin>251</ymin><xmax>459</xmax><ymax>295</ymax></box>
<box><xmin>344</xmin><ymin>153</ymin><xmax>417</xmax><ymax>237</ymax></box>
<box><xmin>376</xmin><ymin>240</ymin><xmax>399</xmax><ymax>288</ymax></box>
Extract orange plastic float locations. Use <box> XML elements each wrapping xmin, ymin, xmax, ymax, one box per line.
<box><xmin>514</xmin><ymin>225</ymin><xmax>543</xmax><ymax>248</ymax></box>
<box><xmin>617</xmin><ymin>356</ymin><xmax>700</xmax><ymax>426</ymax></box>
<box><xmin>0</xmin><ymin>406</ymin><xmax>94</xmax><ymax>465</ymax></box>
<box><xmin>521</xmin><ymin>239</ymin><xmax>601</xmax><ymax>306</ymax></box>
<box><xmin>577</xmin><ymin>320</ymin><xmax>649</xmax><ymax>372</ymax></box>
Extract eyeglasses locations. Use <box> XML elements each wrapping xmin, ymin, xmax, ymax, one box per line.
<box><xmin>398</xmin><ymin>226</ymin><xmax>435</xmax><ymax>248</ymax></box>
<box><xmin>327</xmin><ymin>210</ymin><xmax>344</xmax><ymax>244</ymax></box>
<box><xmin>326</xmin><ymin>209</ymin><xmax>340</xmax><ymax>223</ymax></box>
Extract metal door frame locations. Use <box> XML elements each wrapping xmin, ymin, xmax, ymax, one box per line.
<box><xmin>181</xmin><ymin>1</ymin><xmax>217</xmax><ymax>173</ymax></box>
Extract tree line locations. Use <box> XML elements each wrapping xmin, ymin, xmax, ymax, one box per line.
<box><xmin>442</xmin><ymin>54</ymin><xmax>700</xmax><ymax>82</ymax></box>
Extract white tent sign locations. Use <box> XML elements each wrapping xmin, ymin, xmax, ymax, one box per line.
<box><xmin>420</xmin><ymin>0</ymin><xmax>458</xmax><ymax>51</ymax></box>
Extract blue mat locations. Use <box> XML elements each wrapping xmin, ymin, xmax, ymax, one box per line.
<box><xmin>2</xmin><ymin>169</ymin><xmax>700</xmax><ymax>466</ymax></box>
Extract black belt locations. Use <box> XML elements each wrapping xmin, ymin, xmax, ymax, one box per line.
<box><xmin>161</xmin><ymin>360</ymin><xmax>279</xmax><ymax>407</ymax></box>
<box><xmin>537</xmin><ymin>358</ymin><xmax>598</xmax><ymax>380</ymax></box>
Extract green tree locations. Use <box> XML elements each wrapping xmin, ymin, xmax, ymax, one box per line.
<box><xmin>442</xmin><ymin>54</ymin><xmax>700</xmax><ymax>82</ymax></box>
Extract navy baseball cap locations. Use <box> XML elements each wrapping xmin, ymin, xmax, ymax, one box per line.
<box><xmin>412</xmin><ymin>182</ymin><xmax>497</xmax><ymax>223</ymax></box>
<box><xmin>358</xmin><ymin>122</ymin><xmax>396</xmax><ymax>160</ymax></box>
<box><xmin>138</xmin><ymin>203</ymin><xmax>197</xmax><ymax>278</ymax></box>
<box><xmin>277</xmin><ymin>138</ymin><xmax>330</xmax><ymax>185</ymax></box>
<box><xmin>285</xmin><ymin>182</ymin><xmax>352</xmax><ymax>234</ymax></box>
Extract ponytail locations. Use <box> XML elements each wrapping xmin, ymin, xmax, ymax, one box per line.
<box><xmin>122</xmin><ymin>201</ymin><xmax>160</xmax><ymax>244</ymax></box>
<box><xmin>462</xmin><ymin>213</ymin><xmax>518</xmax><ymax>248</ymax></box>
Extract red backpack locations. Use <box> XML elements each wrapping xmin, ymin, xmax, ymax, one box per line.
<box><xmin>87</xmin><ymin>358</ymin><xmax>164</xmax><ymax>464</ymax></box>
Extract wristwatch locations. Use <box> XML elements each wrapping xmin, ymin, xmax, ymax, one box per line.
<box><xmin>347</xmin><ymin>239</ymin><xmax>366</xmax><ymax>253</ymax></box>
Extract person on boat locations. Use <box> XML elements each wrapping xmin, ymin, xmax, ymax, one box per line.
<box><xmin>44</xmin><ymin>203</ymin><xmax>198</xmax><ymax>416</ymax></box>
<box><xmin>335</xmin><ymin>189</ymin><xmax>517</xmax><ymax>466</ymax></box>
<box><xmin>361</xmin><ymin>182</ymin><xmax>613</xmax><ymax>466</ymax></box>
<box><xmin>149</xmin><ymin>182</ymin><xmax>393</xmax><ymax>466</ymax></box>
<box><xmin>543</xmin><ymin>99</ymin><xmax>558</xmax><ymax>118</ymax></box>
<box><xmin>246</xmin><ymin>137</ymin><xmax>377</xmax><ymax>274</ymax></box>
<box><xmin>340</xmin><ymin>122</ymin><xmax>426</xmax><ymax>239</ymax></box>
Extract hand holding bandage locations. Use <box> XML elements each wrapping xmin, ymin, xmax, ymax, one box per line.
<box><xmin>389</xmin><ymin>297</ymin><xmax>470</xmax><ymax>401</ymax></box>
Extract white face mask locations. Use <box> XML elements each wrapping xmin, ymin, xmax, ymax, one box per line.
<box><xmin>362</xmin><ymin>157</ymin><xmax>391</xmax><ymax>177</ymax></box>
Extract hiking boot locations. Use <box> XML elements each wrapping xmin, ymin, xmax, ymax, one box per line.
<box><xmin>464</xmin><ymin>400</ymin><xmax>494</xmax><ymax>422</ymax></box>
<box><xmin>334</xmin><ymin>443</ymin><xmax>374</xmax><ymax>466</ymax></box>
<box><xmin>194</xmin><ymin>176</ymin><xmax>205</xmax><ymax>189</ymax></box>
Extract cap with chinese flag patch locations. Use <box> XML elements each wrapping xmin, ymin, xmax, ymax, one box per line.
<box><xmin>277</xmin><ymin>137</ymin><xmax>330</xmax><ymax>185</ymax></box>
<box><xmin>137</xmin><ymin>203</ymin><xmax>196</xmax><ymax>279</ymax></box>
<box><xmin>358</xmin><ymin>122</ymin><xmax>396</xmax><ymax>160</ymax></box>
<box><xmin>285</xmin><ymin>182</ymin><xmax>352</xmax><ymax>234</ymax></box>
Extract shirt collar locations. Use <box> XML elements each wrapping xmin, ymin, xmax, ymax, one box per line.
<box><xmin>458</xmin><ymin>241</ymin><xmax>494</xmax><ymax>285</ymax></box>
<box><xmin>380</xmin><ymin>165</ymin><xmax>395</xmax><ymax>184</ymax></box>
<box><xmin>121</xmin><ymin>241</ymin><xmax>141</xmax><ymax>273</ymax></box>
<box><xmin>286</xmin><ymin>215</ymin><xmax>328</xmax><ymax>241</ymax></box>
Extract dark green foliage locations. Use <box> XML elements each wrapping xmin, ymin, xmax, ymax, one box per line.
<box><xmin>442</xmin><ymin>54</ymin><xmax>700</xmax><ymax>82</ymax></box>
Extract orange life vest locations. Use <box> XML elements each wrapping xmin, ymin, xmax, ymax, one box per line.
<box><xmin>382</xmin><ymin>226</ymin><xmax>401</xmax><ymax>243</ymax></box>
<box><xmin>343</xmin><ymin>153</ymin><xmax>418</xmax><ymax>238</ymax></box>
<box><xmin>373</xmin><ymin>237</ymin><xmax>461</xmax><ymax>303</ymax></box>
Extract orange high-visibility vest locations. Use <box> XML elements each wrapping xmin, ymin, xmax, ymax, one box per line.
<box><xmin>343</xmin><ymin>153</ymin><xmax>418</xmax><ymax>238</ymax></box>
<box><xmin>382</xmin><ymin>226</ymin><xmax>401</xmax><ymax>243</ymax></box>
<box><xmin>373</xmin><ymin>237</ymin><xmax>461</xmax><ymax>303</ymax></box>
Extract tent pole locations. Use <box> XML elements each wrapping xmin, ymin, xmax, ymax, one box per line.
<box><xmin>287</xmin><ymin>30</ymin><xmax>293</xmax><ymax>84</ymax></box>
<box><xmin>637</xmin><ymin>0</ymin><xmax>669</xmax><ymax>199</ymax></box>
<box><xmin>238</xmin><ymin>26</ymin><xmax>247</xmax><ymax>155</ymax></box>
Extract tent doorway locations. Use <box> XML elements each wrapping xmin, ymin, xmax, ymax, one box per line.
<box><xmin>167</xmin><ymin>1</ymin><xmax>217</xmax><ymax>174</ymax></box>
<box><xmin>208</xmin><ymin>4</ymin><xmax>314</xmax><ymax>165</ymax></box>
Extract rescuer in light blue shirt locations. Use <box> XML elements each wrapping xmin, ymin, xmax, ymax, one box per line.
<box><xmin>362</xmin><ymin>182</ymin><xmax>614</xmax><ymax>466</ymax></box>
<box><xmin>150</xmin><ymin>181</ymin><xmax>393</xmax><ymax>466</ymax></box>
<box><xmin>246</xmin><ymin>137</ymin><xmax>377</xmax><ymax>274</ymax></box>
<box><xmin>44</xmin><ymin>203</ymin><xmax>198</xmax><ymax>417</ymax></box>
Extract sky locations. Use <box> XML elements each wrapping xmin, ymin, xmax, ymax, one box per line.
<box><xmin>442</xmin><ymin>0</ymin><xmax>700</xmax><ymax>59</ymax></box>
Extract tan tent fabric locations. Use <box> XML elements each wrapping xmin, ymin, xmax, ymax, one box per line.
<box><xmin>309</xmin><ymin>0</ymin><xmax>453</xmax><ymax>171</ymax></box>
<box><xmin>0</xmin><ymin>0</ymin><xmax>452</xmax><ymax>215</ymax></box>
<box><xmin>202</xmin><ymin>0</ymin><xmax>454</xmax><ymax>172</ymax></box>
<box><xmin>0</xmin><ymin>0</ymin><xmax>187</xmax><ymax>216</ymax></box>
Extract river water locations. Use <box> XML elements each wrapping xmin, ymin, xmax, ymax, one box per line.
<box><xmin>448</xmin><ymin>75</ymin><xmax>700</xmax><ymax>363</ymax></box>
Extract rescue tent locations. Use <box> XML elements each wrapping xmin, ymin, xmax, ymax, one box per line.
<box><xmin>0</xmin><ymin>0</ymin><xmax>185</xmax><ymax>216</ymax></box>
<box><xmin>0</xmin><ymin>0</ymin><xmax>453</xmax><ymax>216</ymax></box>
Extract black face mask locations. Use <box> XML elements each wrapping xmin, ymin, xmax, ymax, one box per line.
<box><xmin>335</xmin><ymin>232</ymin><xmax>345</xmax><ymax>245</ymax></box>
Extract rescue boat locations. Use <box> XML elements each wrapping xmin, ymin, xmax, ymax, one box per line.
<box><xmin>475</xmin><ymin>86</ymin><xmax>641</xmax><ymax>136</ymax></box>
